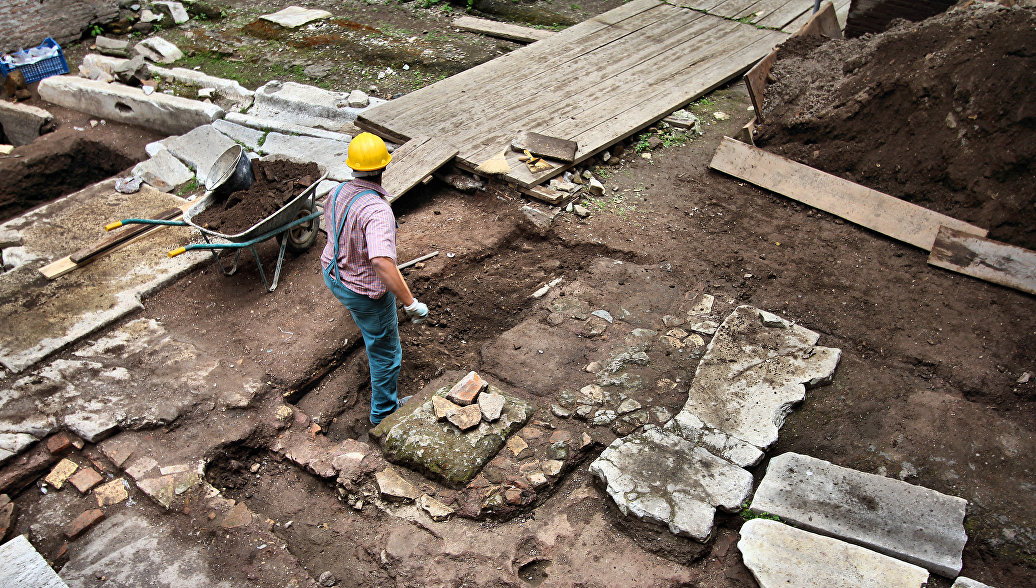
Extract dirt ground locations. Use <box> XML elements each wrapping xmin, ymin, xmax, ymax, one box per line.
<box><xmin>2</xmin><ymin>1</ymin><xmax>1034</xmax><ymax>587</ymax></box>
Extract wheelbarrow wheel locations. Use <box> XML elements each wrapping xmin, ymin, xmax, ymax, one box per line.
<box><xmin>279</xmin><ymin>207</ymin><xmax>318</xmax><ymax>254</ymax></box>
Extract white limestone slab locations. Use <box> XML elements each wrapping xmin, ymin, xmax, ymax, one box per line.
<box><xmin>259</xmin><ymin>6</ymin><xmax>333</xmax><ymax>28</ymax></box>
<box><xmin>0</xmin><ymin>432</ymin><xmax>37</xmax><ymax>454</ymax></box>
<box><xmin>134</xmin><ymin>37</ymin><xmax>184</xmax><ymax>64</ymax></box>
<box><xmin>248</xmin><ymin>80</ymin><xmax>384</xmax><ymax>132</ymax></box>
<box><xmin>133</xmin><ymin>149</ymin><xmax>194</xmax><ymax>192</ymax></box>
<box><xmin>149</xmin><ymin>66</ymin><xmax>254</xmax><ymax>110</ymax></box>
<box><xmin>38</xmin><ymin>76</ymin><xmax>223</xmax><ymax>135</ymax></box>
<box><xmin>162</xmin><ymin>125</ymin><xmax>238</xmax><ymax>185</ymax></box>
<box><xmin>751</xmin><ymin>452</ymin><xmax>968</xmax><ymax>577</ymax></box>
<box><xmin>211</xmin><ymin>120</ymin><xmax>265</xmax><ymax>152</ymax></box>
<box><xmin>0</xmin><ymin>100</ymin><xmax>53</xmax><ymax>146</ymax></box>
<box><xmin>0</xmin><ymin>536</ymin><xmax>69</xmax><ymax>587</ymax></box>
<box><xmin>224</xmin><ymin>112</ymin><xmax>354</xmax><ymax>142</ymax></box>
<box><xmin>678</xmin><ymin>305</ymin><xmax>841</xmax><ymax>451</ymax></box>
<box><xmin>662</xmin><ymin>410</ymin><xmax>763</xmax><ymax>468</ymax></box>
<box><xmin>738</xmin><ymin>519</ymin><xmax>930</xmax><ymax>588</ymax></box>
<box><xmin>589</xmin><ymin>426</ymin><xmax>752</xmax><ymax>541</ymax></box>
<box><xmin>260</xmin><ymin>133</ymin><xmax>354</xmax><ymax>181</ymax></box>
<box><xmin>154</xmin><ymin>1</ymin><xmax>190</xmax><ymax>24</ymax></box>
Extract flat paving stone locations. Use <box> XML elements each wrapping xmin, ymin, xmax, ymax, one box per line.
<box><xmin>678</xmin><ymin>305</ymin><xmax>841</xmax><ymax>451</ymax></box>
<box><xmin>0</xmin><ymin>535</ymin><xmax>69</xmax><ymax>588</ymax></box>
<box><xmin>260</xmin><ymin>133</ymin><xmax>354</xmax><ymax>181</ymax></box>
<box><xmin>951</xmin><ymin>577</ymin><xmax>997</xmax><ymax>588</ymax></box>
<box><xmin>589</xmin><ymin>426</ymin><xmax>752</xmax><ymax>541</ymax></box>
<box><xmin>132</xmin><ymin>149</ymin><xmax>194</xmax><ymax>192</ymax></box>
<box><xmin>372</xmin><ymin>373</ymin><xmax>532</xmax><ymax>487</ymax></box>
<box><xmin>248</xmin><ymin>80</ymin><xmax>383</xmax><ymax>133</ymax></box>
<box><xmin>162</xmin><ymin>125</ymin><xmax>238</xmax><ymax>185</ymax></box>
<box><xmin>661</xmin><ymin>409</ymin><xmax>764</xmax><ymax>468</ymax></box>
<box><xmin>750</xmin><ymin>452</ymin><xmax>968</xmax><ymax>577</ymax></box>
<box><xmin>224</xmin><ymin>112</ymin><xmax>354</xmax><ymax>143</ymax></box>
<box><xmin>260</xmin><ymin>6</ymin><xmax>333</xmax><ymax>28</ymax></box>
<box><xmin>211</xmin><ymin>119</ymin><xmax>266</xmax><ymax>153</ymax></box>
<box><xmin>738</xmin><ymin>519</ymin><xmax>930</xmax><ymax>588</ymax></box>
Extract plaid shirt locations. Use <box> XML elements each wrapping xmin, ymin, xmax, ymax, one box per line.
<box><xmin>320</xmin><ymin>179</ymin><xmax>397</xmax><ymax>298</ymax></box>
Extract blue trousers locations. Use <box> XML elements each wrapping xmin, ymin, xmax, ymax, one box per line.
<box><xmin>323</xmin><ymin>270</ymin><xmax>402</xmax><ymax>424</ymax></box>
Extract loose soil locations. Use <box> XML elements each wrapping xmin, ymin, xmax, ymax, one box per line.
<box><xmin>194</xmin><ymin>160</ymin><xmax>320</xmax><ymax>234</ymax></box>
<box><xmin>756</xmin><ymin>2</ymin><xmax>1036</xmax><ymax>249</ymax></box>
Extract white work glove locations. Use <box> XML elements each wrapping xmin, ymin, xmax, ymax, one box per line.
<box><xmin>404</xmin><ymin>298</ymin><xmax>429</xmax><ymax>324</ymax></box>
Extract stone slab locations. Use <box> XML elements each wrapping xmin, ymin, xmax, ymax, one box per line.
<box><xmin>372</xmin><ymin>374</ymin><xmax>532</xmax><ymax>487</ymax></box>
<box><xmin>38</xmin><ymin>76</ymin><xmax>223</xmax><ymax>135</ymax></box>
<box><xmin>751</xmin><ymin>452</ymin><xmax>968</xmax><ymax>577</ymax></box>
<box><xmin>132</xmin><ymin>149</ymin><xmax>195</xmax><ymax>192</ymax></box>
<box><xmin>249</xmin><ymin>80</ymin><xmax>384</xmax><ymax>133</ymax></box>
<box><xmin>0</xmin><ymin>100</ymin><xmax>54</xmax><ymax>146</ymax></box>
<box><xmin>134</xmin><ymin>37</ymin><xmax>184</xmax><ymax>64</ymax></box>
<box><xmin>260</xmin><ymin>6</ymin><xmax>333</xmax><ymax>28</ymax></box>
<box><xmin>375</xmin><ymin>467</ymin><xmax>421</xmax><ymax>502</ymax></box>
<box><xmin>738</xmin><ymin>519</ymin><xmax>930</xmax><ymax>588</ymax></box>
<box><xmin>0</xmin><ymin>433</ymin><xmax>37</xmax><ymax>462</ymax></box>
<box><xmin>0</xmin><ymin>535</ymin><xmax>69</xmax><ymax>588</ymax></box>
<box><xmin>154</xmin><ymin>1</ymin><xmax>190</xmax><ymax>24</ymax></box>
<box><xmin>224</xmin><ymin>112</ymin><xmax>355</xmax><ymax>143</ymax></box>
<box><xmin>259</xmin><ymin>133</ymin><xmax>354</xmax><ymax>181</ymax></box>
<box><xmin>211</xmin><ymin>119</ymin><xmax>265</xmax><ymax>153</ymax></box>
<box><xmin>162</xmin><ymin>125</ymin><xmax>238</xmax><ymax>185</ymax></box>
<box><xmin>589</xmin><ymin>426</ymin><xmax>752</xmax><ymax>541</ymax></box>
<box><xmin>678</xmin><ymin>306</ymin><xmax>841</xmax><ymax>451</ymax></box>
<box><xmin>662</xmin><ymin>410</ymin><xmax>764</xmax><ymax>468</ymax></box>
<box><xmin>149</xmin><ymin>66</ymin><xmax>254</xmax><ymax>111</ymax></box>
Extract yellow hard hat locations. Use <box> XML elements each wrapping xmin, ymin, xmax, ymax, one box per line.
<box><xmin>346</xmin><ymin>132</ymin><xmax>392</xmax><ymax>171</ymax></box>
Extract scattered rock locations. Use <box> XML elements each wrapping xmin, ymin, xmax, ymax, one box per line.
<box><xmin>0</xmin><ymin>494</ymin><xmax>14</xmax><ymax>541</ymax></box>
<box><xmin>44</xmin><ymin>433</ymin><xmax>73</xmax><ymax>455</ymax></box>
<box><xmin>688</xmin><ymin>293</ymin><xmax>715</xmax><ymax>315</ymax></box>
<box><xmin>94</xmin><ymin>479</ymin><xmax>129</xmax><ymax>507</ymax></box>
<box><xmin>662</xmin><ymin>314</ymin><xmax>685</xmax><ymax>327</ymax></box>
<box><xmin>688</xmin><ymin>320</ymin><xmax>719</xmax><ymax>335</ymax></box>
<box><xmin>666</xmin><ymin>328</ymin><xmax>689</xmax><ymax>339</ymax></box>
<box><xmin>617</xmin><ymin>399</ymin><xmax>642</xmax><ymax>414</ymax></box>
<box><xmin>527</xmin><ymin>472</ymin><xmax>548</xmax><ymax>487</ymax></box>
<box><xmin>659</xmin><ymin>335</ymin><xmax>684</xmax><ymax>350</ymax></box>
<box><xmin>94</xmin><ymin>36</ymin><xmax>130</xmax><ymax>58</ymax></box>
<box><xmin>318</xmin><ymin>571</ymin><xmax>337</xmax><ymax>587</ymax></box>
<box><xmin>573</xmin><ymin>204</ymin><xmax>590</xmax><ymax>218</ymax></box>
<box><xmin>259</xmin><ymin>6</ymin><xmax>333</xmax><ymax>28</ymax></box>
<box><xmin>738</xmin><ymin>519</ymin><xmax>930</xmax><ymax>588</ymax></box>
<box><xmin>375</xmin><ymin>468</ymin><xmax>421</xmax><ymax>502</ymax></box>
<box><xmin>44</xmin><ymin>458</ymin><xmax>78</xmax><ymax>489</ymax></box>
<box><xmin>591</xmin><ymin>309</ymin><xmax>613</xmax><ymax>323</ymax></box>
<box><xmin>478</xmin><ymin>392</ymin><xmax>506</xmax><ymax>422</ymax></box>
<box><xmin>417</xmin><ymin>494</ymin><xmax>454</xmax><ymax>521</ymax></box>
<box><xmin>154</xmin><ymin>1</ymin><xmax>190</xmax><ymax>24</ymax></box>
<box><xmin>951</xmin><ymin>577</ymin><xmax>996</xmax><ymax>588</ymax></box>
<box><xmin>447</xmin><ymin>404</ymin><xmax>483</xmax><ymax>431</ymax></box>
<box><xmin>66</xmin><ymin>509</ymin><xmax>104</xmax><ymax>539</ymax></box>
<box><xmin>446</xmin><ymin>371</ymin><xmax>487</xmax><ymax>406</ymax></box>
<box><xmin>592</xmin><ymin>410</ymin><xmax>617</xmax><ymax>426</ymax></box>
<box><xmin>134</xmin><ymin>37</ymin><xmax>184</xmax><ymax>64</ymax></box>
<box><xmin>713</xmin><ymin>111</ymin><xmax>729</xmax><ymax>121</ymax></box>
<box><xmin>275</xmin><ymin>405</ymin><xmax>294</xmax><ymax>422</ymax></box>
<box><xmin>432</xmin><ymin>396</ymin><xmax>460</xmax><ymax>420</ymax></box>
<box><xmin>522</xmin><ymin>205</ymin><xmax>556</xmax><ymax>233</ymax></box>
<box><xmin>506</xmin><ymin>435</ymin><xmax>528</xmax><ymax>457</ymax></box>
<box><xmin>221</xmin><ymin>502</ymin><xmax>253</xmax><ymax>528</ymax></box>
<box><xmin>550</xmin><ymin>404</ymin><xmax>571</xmax><ymax>418</ymax></box>
<box><xmin>750</xmin><ymin>453</ymin><xmax>967</xmax><ymax>577</ymax></box>
<box><xmin>132</xmin><ymin>149</ymin><xmax>194</xmax><ymax>193</ymax></box>
<box><xmin>347</xmin><ymin>89</ymin><xmax>369</xmax><ymax>108</ymax></box>
<box><xmin>139</xmin><ymin>9</ymin><xmax>163</xmax><ymax>23</ymax></box>
<box><xmin>68</xmin><ymin>468</ymin><xmax>104</xmax><ymax>494</ymax></box>
<box><xmin>588</xmin><ymin>178</ymin><xmax>604</xmax><ymax>195</ymax></box>
<box><xmin>542</xmin><ymin>460</ymin><xmax>563</xmax><ymax>476</ymax></box>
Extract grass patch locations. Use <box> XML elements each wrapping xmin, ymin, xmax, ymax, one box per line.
<box><xmin>739</xmin><ymin>500</ymin><xmax>780</xmax><ymax>522</ymax></box>
<box><xmin>176</xmin><ymin>177</ymin><xmax>200</xmax><ymax>197</ymax></box>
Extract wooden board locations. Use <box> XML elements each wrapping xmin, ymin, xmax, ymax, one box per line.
<box><xmin>382</xmin><ymin>136</ymin><xmax>459</xmax><ymax>204</ymax></box>
<box><xmin>453</xmin><ymin>16</ymin><xmax>556</xmax><ymax>43</ymax></box>
<box><xmin>39</xmin><ymin>200</ymin><xmax>193</xmax><ymax>280</ymax></box>
<box><xmin>709</xmin><ymin>137</ymin><xmax>987</xmax><ymax>251</ymax></box>
<box><xmin>928</xmin><ymin>227</ymin><xmax>1036</xmax><ymax>295</ymax></box>
<box><xmin>358</xmin><ymin>0</ymin><xmax>789</xmax><ymax>188</ymax></box>
<box><xmin>512</xmin><ymin>132</ymin><xmax>578</xmax><ymax>162</ymax></box>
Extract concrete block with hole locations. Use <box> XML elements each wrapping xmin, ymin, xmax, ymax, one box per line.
<box><xmin>750</xmin><ymin>452</ymin><xmax>968</xmax><ymax>577</ymax></box>
<box><xmin>38</xmin><ymin>76</ymin><xmax>223</xmax><ymax>135</ymax></box>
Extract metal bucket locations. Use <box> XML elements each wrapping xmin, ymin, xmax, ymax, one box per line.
<box><xmin>205</xmin><ymin>145</ymin><xmax>254</xmax><ymax>199</ymax></box>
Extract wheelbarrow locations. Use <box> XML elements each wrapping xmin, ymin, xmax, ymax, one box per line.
<box><xmin>107</xmin><ymin>170</ymin><xmax>329</xmax><ymax>293</ymax></box>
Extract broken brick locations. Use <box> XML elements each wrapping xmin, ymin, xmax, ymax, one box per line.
<box><xmin>66</xmin><ymin>509</ymin><xmax>104</xmax><ymax>539</ymax></box>
<box><xmin>45</xmin><ymin>432</ymin><xmax>74</xmax><ymax>455</ymax></box>
<box><xmin>68</xmin><ymin>467</ymin><xmax>104</xmax><ymax>494</ymax></box>
<box><xmin>0</xmin><ymin>494</ymin><xmax>14</xmax><ymax>541</ymax></box>
<box><xmin>44</xmin><ymin>458</ymin><xmax>79</xmax><ymax>489</ymax></box>
<box><xmin>432</xmin><ymin>396</ymin><xmax>460</xmax><ymax>420</ymax></box>
<box><xmin>446</xmin><ymin>371</ymin><xmax>487</xmax><ymax>406</ymax></box>
<box><xmin>94</xmin><ymin>478</ymin><xmax>128</xmax><ymax>507</ymax></box>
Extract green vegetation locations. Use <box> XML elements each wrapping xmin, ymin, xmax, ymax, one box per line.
<box><xmin>739</xmin><ymin>500</ymin><xmax>780</xmax><ymax>521</ymax></box>
<box><xmin>176</xmin><ymin>178</ymin><xmax>199</xmax><ymax>197</ymax></box>
<box><xmin>89</xmin><ymin>24</ymin><xmax>104</xmax><ymax>37</ymax></box>
<box><xmin>570</xmin><ymin>3</ymin><xmax>581</xmax><ymax>9</ymax></box>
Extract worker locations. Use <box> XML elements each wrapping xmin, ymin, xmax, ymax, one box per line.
<box><xmin>321</xmin><ymin>132</ymin><xmax>429</xmax><ymax>425</ymax></box>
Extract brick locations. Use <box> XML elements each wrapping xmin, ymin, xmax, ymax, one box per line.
<box><xmin>94</xmin><ymin>478</ymin><xmax>128</xmax><ymax>507</ymax></box>
<box><xmin>44</xmin><ymin>458</ymin><xmax>78</xmax><ymax>489</ymax></box>
<box><xmin>45</xmin><ymin>432</ymin><xmax>73</xmax><ymax>455</ymax></box>
<box><xmin>68</xmin><ymin>467</ymin><xmax>103</xmax><ymax>493</ymax></box>
<box><xmin>65</xmin><ymin>509</ymin><xmax>104</xmax><ymax>539</ymax></box>
<box><xmin>446</xmin><ymin>371</ymin><xmax>487</xmax><ymax>406</ymax></box>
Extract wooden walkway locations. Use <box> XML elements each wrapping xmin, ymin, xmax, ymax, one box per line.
<box><xmin>357</xmin><ymin>0</ymin><xmax>791</xmax><ymax>187</ymax></box>
<box><xmin>677</xmin><ymin>0</ymin><xmax>851</xmax><ymax>32</ymax></box>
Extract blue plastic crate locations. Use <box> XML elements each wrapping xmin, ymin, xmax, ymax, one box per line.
<box><xmin>1</xmin><ymin>38</ymin><xmax>70</xmax><ymax>85</ymax></box>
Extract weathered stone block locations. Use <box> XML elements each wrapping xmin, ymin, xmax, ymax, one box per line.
<box><xmin>38</xmin><ymin>76</ymin><xmax>223</xmax><ymax>135</ymax></box>
<box><xmin>589</xmin><ymin>426</ymin><xmax>752</xmax><ymax>541</ymax></box>
<box><xmin>134</xmin><ymin>37</ymin><xmax>183</xmax><ymax>64</ymax></box>
<box><xmin>0</xmin><ymin>534</ymin><xmax>68</xmax><ymax>588</ymax></box>
<box><xmin>0</xmin><ymin>101</ymin><xmax>54</xmax><ymax>146</ymax></box>
<box><xmin>750</xmin><ymin>452</ymin><xmax>968</xmax><ymax>577</ymax></box>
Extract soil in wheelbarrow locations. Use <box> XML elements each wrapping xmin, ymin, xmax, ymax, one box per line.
<box><xmin>754</xmin><ymin>2</ymin><xmax>1036</xmax><ymax>249</ymax></box>
<box><xmin>194</xmin><ymin>159</ymin><xmax>321</xmax><ymax>235</ymax></box>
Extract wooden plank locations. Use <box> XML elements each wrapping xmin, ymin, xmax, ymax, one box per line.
<box><xmin>741</xmin><ymin>0</ymin><xmax>797</xmax><ymax>22</ymax></box>
<box><xmin>928</xmin><ymin>227</ymin><xmax>1036</xmax><ymax>295</ymax></box>
<box><xmin>453</xmin><ymin>16</ymin><xmax>556</xmax><ymax>43</ymax></box>
<box><xmin>770</xmin><ymin>0</ymin><xmax>842</xmax><ymax>36</ymax></box>
<box><xmin>368</xmin><ymin>1</ymin><xmax>683</xmax><ymax>133</ymax></box>
<box><xmin>512</xmin><ymin>132</ymin><xmax>578</xmax><ymax>162</ymax></box>
<box><xmin>709</xmin><ymin>137</ymin><xmax>987</xmax><ymax>251</ymax></box>
<box><xmin>755</xmin><ymin>0</ymin><xmax>810</xmax><ymax>29</ymax></box>
<box><xmin>382</xmin><ymin>136</ymin><xmax>459</xmax><ymax>204</ymax></box>
<box><xmin>40</xmin><ymin>200</ymin><xmax>193</xmax><ymax>280</ymax></box>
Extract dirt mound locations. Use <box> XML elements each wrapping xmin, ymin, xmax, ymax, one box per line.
<box><xmin>756</xmin><ymin>2</ymin><xmax>1036</xmax><ymax>249</ymax></box>
<box><xmin>194</xmin><ymin>160</ymin><xmax>320</xmax><ymax>235</ymax></box>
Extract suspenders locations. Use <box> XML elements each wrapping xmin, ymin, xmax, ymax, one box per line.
<box><xmin>324</xmin><ymin>184</ymin><xmax>379</xmax><ymax>285</ymax></box>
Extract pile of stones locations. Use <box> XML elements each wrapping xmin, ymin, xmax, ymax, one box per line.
<box><xmin>431</xmin><ymin>371</ymin><xmax>507</xmax><ymax>431</ymax></box>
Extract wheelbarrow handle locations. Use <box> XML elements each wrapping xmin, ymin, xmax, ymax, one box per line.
<box><xmin>168</xmin><ymin>247</ymin><xmax>187</xmax><ymax>258</ymax></box>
